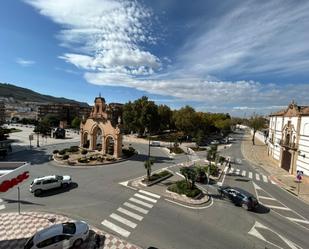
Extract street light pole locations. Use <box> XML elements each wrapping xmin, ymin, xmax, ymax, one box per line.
<box><xmin>36</xmin><ymin>132</ymin><xmax>40</xmax><ymax>147</ymax></box>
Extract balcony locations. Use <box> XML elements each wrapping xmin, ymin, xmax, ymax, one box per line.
<box><xmin>279</xmin><ymin>139</ymin><xmax>297</xmax><ymax>150</ymax></box>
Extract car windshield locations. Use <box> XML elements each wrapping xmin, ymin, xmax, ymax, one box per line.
<box><xmin>62</xmin><ymin>223</ymin><xmax>76</xmax><ymax>234</ymax></box>
<box><xmin>56</xmin><ymin>175</ymin><xmax>63</xmax><ymax>180</ymax></box>
<box><xmin>24</xmin><ymin>235</ymin><xmax>34</xmax><ymax>249</ymax></box>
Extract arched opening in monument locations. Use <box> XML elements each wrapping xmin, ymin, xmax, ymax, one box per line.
<box><xmin>106</xmin><ymin>136</ymin><xmax>115</xmax><ymax>156</ymax></box>
<box><xmin>93</xmin><ymin>126</ymin><xmax>103</xmax><ymax>151</ymax></box>
<box><xmin>83</xmin><ymin>132</ymin><xmax>89</xmax><ymax>148</ymax></box>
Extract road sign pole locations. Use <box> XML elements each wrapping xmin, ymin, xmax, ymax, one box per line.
<box><xmin>297</xmin><ymin>180</ymin><xmax>301</xmax><ymax>196</ymax></box>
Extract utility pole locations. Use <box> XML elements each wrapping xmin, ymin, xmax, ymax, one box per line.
<box><xmin>36</xmin><ymin>132</ymin><xmax>40</xmax><ymax>147</ymax></box>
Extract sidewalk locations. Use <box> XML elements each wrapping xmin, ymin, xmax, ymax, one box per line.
<box><xmin>0</xmin><ymin>212</ymin><xmax>141</xmax><ymax>249</ymax></box>
<box><xmin>241</xmin><ymin>131</ymin><xmax>309</xmax><ymax>204</ymax></box>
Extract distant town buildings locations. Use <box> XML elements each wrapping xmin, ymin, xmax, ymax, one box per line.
<box><xmin>37</xmin><ymin>103</ymin><xmax>92</xmax><ymax>127</ymax></box>
<box><xmin>0</xmin><ymin>101</ymin><xmax>5</xmax><ymax>125</ymax></box>
<box><xmin>268</xmin><ymin>101</ymin><xmax>309</xmax><ymax>176</ymax></box>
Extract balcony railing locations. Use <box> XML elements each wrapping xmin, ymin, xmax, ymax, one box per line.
<box><xmin>279</xmin><ymin>139</ymin><xmax>297</xmax><ymax>150</ymax></box>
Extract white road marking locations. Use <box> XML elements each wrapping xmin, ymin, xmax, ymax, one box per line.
<box><xmin>117</xmin><ymin>207</ymin><xmax>143</xmax><ymax>221</ymax></box>
<box><xmin>123</xmin><ymin>202</ymin><xmax>149</xmax><ymax>214</ymax></box>
<box><xmin>138</xmin><ymin>190</ymin><xmax>160</xmax><ymax>199</ymax></box>
<box><xmin>134</xmin><ymin>193</ymin><xmax>157</xmax><ymax>203</ymax></box>
<box><xmin>223</xmin><ymin>166</ymin><xmax>228</xmax><ymax>173</ymax></box>
<box><xmin>264</xmin><ymin>205</ymin><xmax>291</xmax><ymax>210</ymax></box>
<box><xmin>248</xmin><ymin>221</ymin><xmax>301</xmax><ymax>249</ymax></box>
<box><xmin>0</xmin><ymin>205</ymin><xmax>5</xmax><ymax>210</ymax></box>
<box><xmin>256</xmin><ymin>174</ymin><xmax>260</xmax><ymax>181</ymax></box>
<box><xmin>129</xmin><ymin>198</ymin><xmax>154</xmax><ymax>208</ymax></box>
<box><xmin>110</xmin><ymin>213</ymin><xmax>137</xmax><ymax>228</ymax></box>
<box><xmin>101</xmin><ymin>220</ymin><xmax>131</xmax><ymax>237</ymax></box>
<box><xmin>286</xmin><ymin>217</ymin><xmax>309</xmax><ymax>224</ymax></box>
<box><xmin>242</xmin><ymin>170</ymin><xmax>246</xmax><ymax>176</ymax></box>
<box><xmin>258</xmin><ymin>196</ymin><xmax>276</xmax><ymax>200</ymax></box>
<box><xmin>235</xmin><ymin>169</ymin><xmax>240</xmax><ymax>175</ymax></box>
<box><xmin>249</xmin><ymin>172</ymin><xmax>253</xmax><ymax>179</ymax></box>
<box><xmin>262</xmin><ymin>175</ymin><xmax>268</xmax><ymax>183</ymax></box>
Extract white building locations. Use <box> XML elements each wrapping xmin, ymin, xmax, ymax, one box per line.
<box><xmin>268</xmin><ymin>102</ymin><xmax>309</xmax><ymax>176</ymax></box>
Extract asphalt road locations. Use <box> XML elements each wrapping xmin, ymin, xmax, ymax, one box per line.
<box><xmin>1</xmin><ymin>135</ymin><xmax>308</xmax><ymax>249</ymax></box>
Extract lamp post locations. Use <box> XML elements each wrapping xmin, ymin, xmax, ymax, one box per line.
<box><xmin>36</xmin><ymin>132</ymin><xmax>40</xmax><ymax>147</ymax></box>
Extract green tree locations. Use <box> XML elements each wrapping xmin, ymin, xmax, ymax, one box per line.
<box><xmin>173</xmin><ymin>106</ymin><xmax>198</xmax><ymax>135</ymax></box>
<box><xmin>71</xmin><ymin>117</ymin><xmax>81</xmax><ymax>129</ymax></box>
<box><xmin>180</xmin><ymin>167</ymin><xmax>197</xmax><ymax>189</ymax></box>
<box><xmin>249</xmin><ymin>115</ymin><xmax>266</xmax><ymax>145</ymax></box>
<box><xmin>158</xmin><ymin>104</ymin><xmax>173</xmax><ymax>131</ymax></box>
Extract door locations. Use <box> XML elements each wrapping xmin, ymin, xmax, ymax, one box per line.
<box><xmin>281</xmin><ymin>150</ymin><xmax>292</xmax><ymax>172</ymax></box>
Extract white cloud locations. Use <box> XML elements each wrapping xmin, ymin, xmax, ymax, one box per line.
<box><xmin>178</xmin><ymin>1</ymin><xmax>309</xmax><ymax>76</ymax></box>
<box><xmin>25</xmin><ymin>0</ymin><xmax>309</xmax><ymax>115</ymax></box>
<box><xmin>25</xmin><ymin>0</ymin><xmax>160</xmax><ymax>75</ymax></box>
<box><xmin>16</xmin><ymin>58</ymin><xmax>36</xmax><ymax>66</ymax></box>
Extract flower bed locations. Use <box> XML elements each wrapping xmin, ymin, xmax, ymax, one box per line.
<box><xmin>142</xmin><ymin>170</ymin><xmax>173</xmax><ymax>186</ymax></box>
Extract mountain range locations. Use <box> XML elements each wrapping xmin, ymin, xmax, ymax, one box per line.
<box><xmin>0</xmin><ymin>83</ymin><xmax>89</xmax><ymax>106</ymax></box>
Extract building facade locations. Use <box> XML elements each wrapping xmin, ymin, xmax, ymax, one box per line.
<box><xmin>0</xmin><ymin>101</ymin><xmax>5</xmax><ymax>125</ymax></box>
<box><xmin>268</xmin><ymin>102</ymin><xmax>309</xmax><ymax>176</ymax></box>
<box><xmin>37</xmin><ymin>103</ymin><xmax>92</xmax><ymax>127</ymax></box>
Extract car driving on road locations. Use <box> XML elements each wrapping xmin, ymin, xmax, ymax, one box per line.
<box><xmin>24</xmin><ymin>221</ymin><xmax>89</xmax><ymax>249</ymax></box>
<box><xmin>218</xmin><ymin>186</ymin><xmax>259</xmax><ymax>210</ymax></box>
<box><xmin>30</xmin><ymin>175</ymin><xmax>72</xmax><ymax>196</ymax></box>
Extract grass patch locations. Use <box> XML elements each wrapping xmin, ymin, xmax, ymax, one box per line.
<box><xmin>148</xmin><ymin>170</ymin><xmax>172</xmax><ymax>181</ymax></box>
<box><xmin>168</xmin><ymin>180</ymin><xmax>202</xmax><ymax>198</ymax></box>
<box><xmin>190</xmin><ymin>147</ymin><xmax>207</xmax><ymax>151</ymax></box>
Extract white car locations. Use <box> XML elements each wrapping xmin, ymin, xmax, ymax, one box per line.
<box><xmin>30</xmin><ymin>175</ymin><xmax>72</xmax><ymax>196</ymax></box>
<box><xmin>24</xmin><ymin>221</ymin><xmax>89</xmax><ymax>249</ymax></box>
<box><xmin>210</xmin><ymin>140</ymin><xmax>219</xmax><ymax>145</ymax></box>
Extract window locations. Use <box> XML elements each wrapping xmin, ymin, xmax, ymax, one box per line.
<box><xmin>36</xmin><ymin>237</ymin><xmax>55</xmax><ymax>248</ymax></box>
<box><xmin>35</xmin><ymin>181</ymin><xmax>41</xmax><ymax>185</ymax></box>
<box><xmin>56</xmin><ymin>175</ymin><xmax>63</xmax><ymax>180</ymax></box>
<box><xmin>24</xmin><ymin>236</ymin><xmax>34</xmax><ymax>249</ymax></box>
<box><xmin>62</xmin><ymin>222</ymin><xmax>76</xmax><ymax>234</ymax></box>
<box><xmin>54</xmin><ymin>235</ymin><xmax>71</xmax><ymax>243</ymax></box>
<box><xmin>42</xmin><ymin>180</ymin><xmax>52</xmax><ymax>185</ymax></box>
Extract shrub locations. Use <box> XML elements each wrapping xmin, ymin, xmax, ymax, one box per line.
<box><xmin>53</xmin><ymin>150</ymin><xmax>59</xmax><ymax>154</ymax></box>
<box><xmin>62</xmin><ymin>155</ymin><xmax>69</xmax><ymax>160</ymax></box>
<box><xmin>148</xmin><ymin>170</ymin><xmax>172</xmax><ymax>181</ymax></box>
<box><xmin>168</xmin><ymin>180</ymin><xmax>202</xmax><ymax>198</ymax></box>
<box><xmin>89</xmin><ymin>156</ymin><xmax>97</xmax><ymax>161</ymax></box>
<box><xmin>122</xmin><ymin>146</ymin><xmax>136</xmax><ymax>157</ymax></box>
<box><xmin>68</xmin><ymin>146</ymin><xmax>79</xmax><ymax>152</ymax></box>
<box><xmin>81</xmin><ymin>149</ymin><xmax>88</xmax><ymax>155</ymax></box>
<box><xmin>204</xmin><ymin>164</ymin><xmax>219</xmax><ymax>176</ymax></box>
<box><xmin>78</xmin><ymin>157</ymin><xmax>89</xmax><ymax>163</ymax></box>
<box><xmin>59</xmin><ymin>149</ymin><xmax>67</xmax><ymax>155</ymax></box>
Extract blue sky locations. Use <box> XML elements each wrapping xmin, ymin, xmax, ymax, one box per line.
<box><xmin>1</xmin><ymin>0</ymin><xmax>309</xmax><ymax>116</ymax></box>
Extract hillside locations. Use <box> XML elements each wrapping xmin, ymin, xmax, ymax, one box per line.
<box><xmin>0</xmin><ymin>83</ymin><xmax>89</xmax><ymax>106</ymax></box>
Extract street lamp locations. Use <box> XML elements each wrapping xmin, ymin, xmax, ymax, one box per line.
<box><xmin>36</xmin><ymin>132</ymin><xmax>40</xmax><ymax>147</ymax></box>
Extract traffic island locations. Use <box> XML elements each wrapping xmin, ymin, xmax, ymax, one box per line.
<box><xmin>129</xmin><ymin>169</ymin><xmax>210</xmax><ymax>208</ymax></box>
<box><xmin>0</xmin><ymin>212</ymin><xmax>141</xmax><ymax>249</ymax></box>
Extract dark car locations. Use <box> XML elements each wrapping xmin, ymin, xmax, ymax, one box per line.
<box><xmin>218</xmin><ymin>186</ymin><xmax>259</xmax><ymax>210</ymax></box>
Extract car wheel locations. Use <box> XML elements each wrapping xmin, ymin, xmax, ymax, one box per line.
<box><xmin>242</xmin><ymin>203</ymin><xmax>249</xmax><ymax>210</ymax></box>
<box><xmin>62</xmin><ymin>183</ymin><xmax>68</xmax><ymax>188</ymax></box>
<box><xmin>34</xmin><ymin>189</ymin><xmax>42</xmax><ymax>196</ymax></box>
<box><xmin>73</xmin><ymin>238</ymin><xmax>83</xmax><ymax>247</ymax></box>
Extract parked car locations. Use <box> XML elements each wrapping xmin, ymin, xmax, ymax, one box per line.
<box><xmin>210</xmin><ymin>140</ymin><xmax>219</xmax><ymax>145</ymax></box>
<box><xmin>217</xmin><ymin>186</ymin><xmax>259</xmax><ymax>210</ymax></box>
<box><xmin>150</xmin><ymin>141</ymin><xmax>160</xmax><ymax>147</ymax></box>
<box><xmin>24</xmin><ymin>221</ymin><xmax>89</xmax><ymax>249</ymax></box>
<box><xmin>30</xmin><ymin>175</ymin><xmax>72</xmax><ymax>196</ymax></box>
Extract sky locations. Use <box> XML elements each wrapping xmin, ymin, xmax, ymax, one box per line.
<box><xmin>1</xmin><ymin>0</ymin><xmax>309</xmax><ymax>117</ymax></box>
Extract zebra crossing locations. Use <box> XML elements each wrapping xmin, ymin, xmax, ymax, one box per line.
<box><xmin>223</xmin><ymin>166</ymin><xmax>275</xmax><ymax>184</ymax></box>
<box><xmin>101</xmin><ymin>189</ymin><xmax>160</xmax><ymax>238</ymax></box>
<box><xmin>0</xmin><ymin>199</ymin><xmax>5</xmax><ymax>210</ymax></box>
